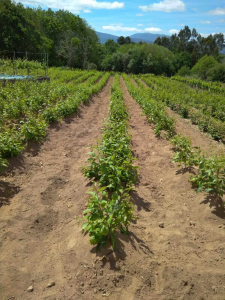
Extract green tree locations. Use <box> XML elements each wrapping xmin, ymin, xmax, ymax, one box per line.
<box><xmin>105</xmin><ymin>39</ymin><xmax>118</xmax><ymax>54</ymax></box>
<box><xmin>125</xmin><ymin>36</ymin><xmax>131</xmax><ymax>44</ymax></box>
<box><xmin>117</xmin><ymin>36</ymin><xmax>125</xmax><ymax>45</ymax></box>
<box><xmin>191</xmin><ymin>55</ymin><xmax>218</xmax><ymax>80</ymax></box>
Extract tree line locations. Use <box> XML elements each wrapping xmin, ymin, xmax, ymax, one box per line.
<box><xmin>0</xmin><ymin>0</ymin><xmax>101</xmax><ymax>69</ymax></box>
<box><xmin>0</xmin><ymin>0</ymin><xmax>224</xmax><ymax>80</ymax></box>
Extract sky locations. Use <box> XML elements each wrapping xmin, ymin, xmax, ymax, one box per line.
<box><xmin>15</xmin><ymin>0</ymin><xmax>225</xmax><ymax>37</ymax></box>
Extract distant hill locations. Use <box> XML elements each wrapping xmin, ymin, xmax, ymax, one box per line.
<box><xmin>96</xmin><ymin>32</ymin><xmax>118</xmax><ymax>43</ymax></box>
<box><xmin>96</xmin><ymin>31</ymin><xmax>169</xmax><ymax>44</ymax></box>
<box><xmin>130</xmin><ymin>33</ymin><xmax>169</xmax><ymax>43</ymax></box>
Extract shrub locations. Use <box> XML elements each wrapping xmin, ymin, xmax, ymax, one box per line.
<box><xmin>177</xmin><ymin>66</ymin><xmax>191</xmax><ymax>77</ymax></box>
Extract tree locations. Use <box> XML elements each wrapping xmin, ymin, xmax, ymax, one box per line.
<box><xmin>154</xmin><ymin>25</ymin><xmax>224</xmax><ymax>67</ymax></box>
<box><xmin>206</xmin><ymin>64</ymin><xmax>225</xmax><ymax>82</ymax></box>
<box><xmin>0</xmin><ymin>0</ymin><xmax>100</xmax><ymax>68</ymax></box>
<box><xmin>177</xmin><ymin>66</ymin><xmax>191</xmax><ymax>76</ymax></box>
<box><xmin>117</xmin><ymin>36</ymin><xmax>125</xmax><ymax>45</ymax></box>
<box><xmin>125</xmin><ymin>36</ymin><xmax>131</xmax><ymax>44</ymax></box>
<box><xmin>0</xmin><ymin>0</ymin><xmax>45</xmax><ymax>53</ymax></box>
<box><xmin>191</xmin><ymin>55</ymin><xmax>218</xmax><ymax>79</ymax></box>
<box><xmin>105</xmin><ymin>39</ymin><xmax>118</xmax><ymax>54</ymax></box>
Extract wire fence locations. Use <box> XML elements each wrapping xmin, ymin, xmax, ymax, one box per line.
<box><xmin>0</xmin><ymin>51</ymin><xmax>49</xmax><ymax>78</ymax></box>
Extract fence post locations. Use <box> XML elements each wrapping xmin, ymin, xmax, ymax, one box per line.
<box><xmin>47</xmin><ymin>53</ymin><xmax>48</xmax><ymax>77</ymax></box>
<box><xmin>13</xmin><ymin>51</ymin><xmax>16</xmax><ymax>75</ymax></box>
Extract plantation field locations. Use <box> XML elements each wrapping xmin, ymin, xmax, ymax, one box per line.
<box><xmin>0</xmin><ymin>70</ymin><xmax>225</xmax><ymax>300</ymax></box>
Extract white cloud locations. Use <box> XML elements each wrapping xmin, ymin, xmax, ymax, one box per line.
<box><xmin>208</xmin><ymin>8</ymin><xmax>225</xmax><ymax>15</ymax></box>
<box><xmin>102</xmin><ymin>25</ymin><xmax>162</xmax><ymax>32</ymax></box>
<box><xmin>14</xmin><ymin>0</ymin><xmax>124</xmax><ymax>13</ymax></box>
<box><xmin>136</xmin><ymin>13</ymin><xmax>144</xmax><ymax>16</ymax></box>
<box><xmin>145</xmin><ymin>27</ymin><xmax>162</xmax><ymax>32</ymax></box>
<box><xmin>200</xmin><ymin>33</ymin><xmax>210</xmax><ymax>37</ymax></box>
<box><xmin>217</xmin><ymin>19</ymin><xmax>225</xmax><ymax>23</ymax></box>
<box><xmin>200</xmin><ymin>21</ymin><xmax>211</xmax><ymax>24</ymax></box>
<box><xmin>200</xmin><ymin>33</ymin><xmax>224</xmax><ymax>37</ymax></box>
<box><xmin>169</xmin><ymin>29</ymin><xmax>179</xmax><ymax>34</ymax></box>
<box><xmin>139</xmin><ymin>0</ymin><xmax>185</xmax><ymax>13</ymax></box>
<box><xmin>83</xmin><ymin>9</ymin><xmax>92</xmax><ymax>13</ymax></box>
<box><xmin>137</xmin><ymin>24</ymin><xmax>143</xmax><ymax>26</ymax></box>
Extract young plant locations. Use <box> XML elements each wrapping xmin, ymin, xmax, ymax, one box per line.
<box><xmin>190</xmin><ymin>155</ymin><xmax>225</xmax><ymax>196</ymax></box>
<box><xmin>170</xmin><ymin>135</ymin><xmax>200</xmax><ymax>168</ymax></box>
<box><xmin>82</xmin><ymin>186</ymin><xmax>136</xmax><ymax>251</ymax></box>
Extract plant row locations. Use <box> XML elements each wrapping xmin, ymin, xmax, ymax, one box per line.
<box><xmin>81</xmin><ymin>74</ymin><xmax>138</xmax><ymax>250</ymax></box>
<box><xmin>171</xmin><ymin>135</ymin><xmax>225</xmax><ymax>197</ymax></box>
<box><xmin>125</xmin><ymin>75</ymin><xmax>225</xmax><ymax>199</ymax></box>
<box><xmin>0</xmin><ymin>71</ymin><xmax>110</xmax><ymax>169</ymax></box>
<box><xmin>171</xmin><ymin>76</ymin><xmax>225</xmax><ymax>94</ymax></box>
<box><xmin>143</xmin><ymin>74</ymin><xmax>225</xmax><ymax>122</ymax></box>
<box><xmin>123</xmin><ymin>73</ymin><xmax>176</xmax><ymax>138</ymax></box>
<box><xmin>141</xmin><ymin>74</ymin><xmax>225</xmax><ymax>142</ymax></box>
<box><xmin>0</xmin><ymin>71</ymin><xmax>101</xmax><ymax>125</ymax></box>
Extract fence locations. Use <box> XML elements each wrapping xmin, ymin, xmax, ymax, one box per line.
<box><xmin>0</xmin><ymin>51</ymin><xmax>49</xmax><ymax>79</ymax></box>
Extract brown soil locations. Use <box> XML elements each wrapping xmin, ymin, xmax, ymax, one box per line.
<box><xmin>139</xmin><ymin>78</ymin><xmax>225</xmax><ymax>156</ymax></box>
<box><xmin>130</xmin><ymin>78</ymin><xmax>138</xmax><ymax>87</ymax></box>
<box><xmin>1</xmin><ymin>76</ymin><xmax>225</xmax><ymax>300</ymax></box>
<box><xmin>166</xmin><ymin>108</ymin><xmax>225</xmax><ymax>156</ymax></box>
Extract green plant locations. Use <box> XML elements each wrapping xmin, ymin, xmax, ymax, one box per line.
<box><xmin>0</xmin><ymin>128</ymin><xmax>24</xmax><ymax>158</ymax></box>
<box><xmin>123</xmin><ymin>74</ymin><xmax>176</xmax><ymax>138</ymax></box>
<box><xmin>82</xmin><ymin>74</ymin><xmax>138</xmax><ymax>250</ymax></box>
<box><xmin>0</xmin><ymin>154</ymin><xmax>8</xmax><ymax>170</ymax></box>
<box><xmin>20</xmin><ymin>115</ymin><xmax>47</xmax><ymax>142</ymax></box>
<box><xmin>170</xmin><ymin>135</ymin><xmax>200</xmax><ymax>168</ymax></box>
<box><xmin>190</xmin><ymin>155</ymin><xmax>225</xmax><ymax>196</ymax></box>
<box><xmin>82</xmin><ymin>186</ymin><xmax>136</xmax><ymax>250</ymax></box>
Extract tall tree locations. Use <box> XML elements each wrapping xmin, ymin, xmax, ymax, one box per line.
<box><xmin>117</xmin><ymin>36</ymin><xmax>125</xmax><ymax>45</ymax></box>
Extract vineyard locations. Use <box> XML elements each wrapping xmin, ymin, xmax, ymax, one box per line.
<box><xmin>1</xmin><ymin>68</ymin><xmax>225</xmax><ymax>300</ymax></box>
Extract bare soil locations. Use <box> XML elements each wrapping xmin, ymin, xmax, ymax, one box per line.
<box><xmin>139</xmin><ymin>78</ymin><xmax>225</xmax><ymax>156</ymax></box>
<box><xmin>0</xmin><ymin>76</ymin><xmax>225</xmax><ymax>300</ymax></box>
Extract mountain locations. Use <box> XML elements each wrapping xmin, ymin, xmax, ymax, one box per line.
<box><xmin>96</xmin><ymin>31</ymin><xmax>169</xmax><ymax>44</ymax></box>
<box><xmin>130</xmin><ymin>33</ymin><xmax>169</xmax><ymax>43</ymax></box>
<box><xmin>96</xmin><ymin>31</ymin><xmax>119</xmax><ymax>43</ymax></box>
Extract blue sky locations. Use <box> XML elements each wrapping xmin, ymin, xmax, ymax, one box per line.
<box><xmin>15</xmin><ymin>0</ymin><xmax>225</xmax><ymax>37</ymax></box>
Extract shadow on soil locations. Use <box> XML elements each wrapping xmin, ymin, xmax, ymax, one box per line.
<box><xmin>0</xmin><ymin>141</ymin><xmax>43</xmax><ymax>175</ymax></box>
<box><xmin>175</xmin><ymin>166</ymin><xmax>197</xmax><ymax>175</ymax></box>
<box><xmin>91</xmin><ymin>231</ymin><xmax>153</xmax><ymax>270</ymax></box>
<box><xmin>200</xmin><ymin>194</ymin><xmax>225</xmax><ymax>219</ymax></box>
<box><xmin>0</xmin><ymin>181</ymin><xmax>20</xmax><ymax>208</ymax></box>
<box><xmin>130</xmin><ymin>191</ymin><xmax>151</xmax><ymax>212</ymax></box>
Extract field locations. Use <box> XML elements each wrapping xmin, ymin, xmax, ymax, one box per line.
<box><xmin>1</xmin><ymin>69</ymin><xmax>225</xmax><ymax>300</ymax></box>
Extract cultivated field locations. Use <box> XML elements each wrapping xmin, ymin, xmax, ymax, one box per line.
<box><xmin>0</xmin><ymin>69</ymin><xmax>225</xmax><ymax>300</ymax></box>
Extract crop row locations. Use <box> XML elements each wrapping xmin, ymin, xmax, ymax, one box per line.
<box><xmin>171</xmin><ymin>76</ymin><xmax>225</xmax><ymax>94</ymax></box>
<box><xmin>49</xmin><ymin>68</ymin><xmax>94</xmax><ymax>82</ymax></box>
<box><xmin>0</xmin><ymin>71</ymin><xmax>101</xmax><ymax>125</ymax></box>
<box><xmin>141</xmin><ymin>74</ymin><xmax>225</xmax><ymax>142</ymax></box>
<box><xmin>124</xmin><ymin>75</ymin><xmax>225</xmax><ymax>200</ymax></box>
<box><xmin>0</xmin><ymin>70</ymin><xmax>110</xmax><ymax>168</ymax></box>
<box><xmin>142</xmin><ymin>74</ymin><xmax>225</xmax><ymax>122</ymax></box>
<box><xmin>81</xmin><ymin>74</ymin><xmax>138</xmax><ymax>250</ymax></box>
<box><xmin>123</xmin><ymin>73</ymin><xmax>175</xmax><ymax>138</ymax></box>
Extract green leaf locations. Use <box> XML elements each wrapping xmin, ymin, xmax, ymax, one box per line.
<box><xmin>90</xmin><ymin>236</ymin><xmax>97</xmax><ymax>245</ymax></box>
<box><xmin>81</xmin><ymin>223</ymin><xmax>88</xmax><ymax>230</ymax></box>
<box><xmin>197</xmin><ymin>186</ymin><xmax>204</xmax><ymax>193</ymax></box>
<box><xmin>101</xmin><ymin>226</ymin><xmax>109</xmax><ymax>236</ymax></box>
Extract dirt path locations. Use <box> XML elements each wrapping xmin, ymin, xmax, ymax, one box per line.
<box><xmin>118</xmin><ymin>77</ymin><xmax>225</xmax><ymax>300</ymax></box>
<box><xmin>0</xmin><ymin>78</ymin><xmax>114</xmax><ymax>300</ymax></box>
<box><xmin>139</xmin><ymin>78</ymin><xmax>225</xmax><ymax>155</ymax></box>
